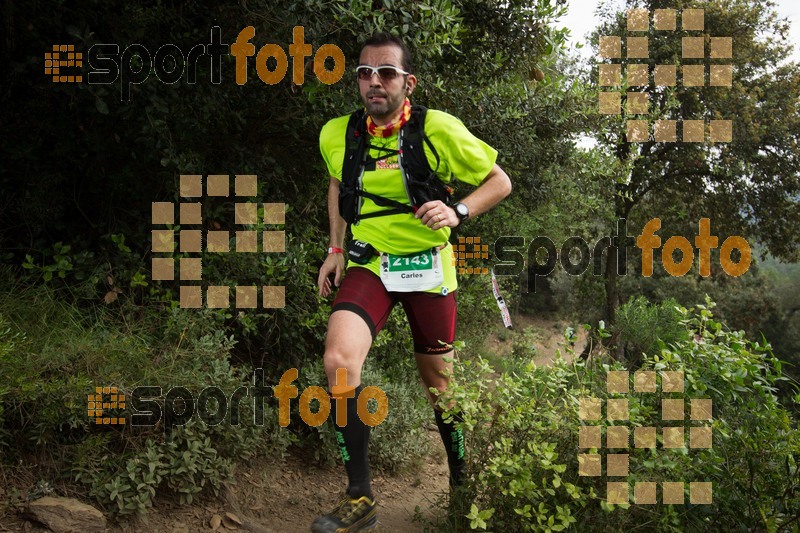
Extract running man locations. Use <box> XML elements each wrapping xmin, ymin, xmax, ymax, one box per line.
<box><xmin>313</xmin><ymin>32</ymin><xmax>511</xmax><ymax>532</ymax></box>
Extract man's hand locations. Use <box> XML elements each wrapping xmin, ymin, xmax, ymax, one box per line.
<box><xmin>415</xmin><ymin>200</ymin><xmax>458</xmax><ymax>231</ymax></box>
<box><xmin>318</xmin><ymin>253</ymin><xmax>345</xmax><ymax>297</ymax></box>
<box><xmin>420</xmin><ymin>165</ymin><xmax>511</xmax><ymax>230</ymax></box>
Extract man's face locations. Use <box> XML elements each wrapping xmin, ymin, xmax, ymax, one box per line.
<box><xmin>358</xmin><ymin>44</ymin><xmax>416</xmax><ymax>123</ymax></box>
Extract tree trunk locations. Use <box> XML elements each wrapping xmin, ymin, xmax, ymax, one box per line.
<box><xmin>604</xmin><ymin>240</ymin><xmax>625</xmax><ymax>361</ymax></box>
<box><xmin>605</xmin><ymin>241</ymin><xmax>618</xmax><ymax>326</ymax></box>
<box><xmin>605</xmin><ymin>183</ymin><xmax>634</xmax><ymax>361</ymax></box>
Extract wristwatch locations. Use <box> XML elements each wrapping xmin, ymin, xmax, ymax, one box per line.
<box><xmin>453</xmin><ymin>202</ymin><xmax>469</xmax><ymax>223</ymax></box>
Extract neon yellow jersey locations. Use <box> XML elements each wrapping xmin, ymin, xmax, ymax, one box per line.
<box><xmin>319</xmin><ymin>108</ymin><xmax>498</xmax><ymax>293</ymax></box>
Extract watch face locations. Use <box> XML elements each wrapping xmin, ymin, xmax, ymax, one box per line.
<box><xmin>456</xmin><ymin>203</ymin><xmax>468</xmax><ymax>218</ymax></box>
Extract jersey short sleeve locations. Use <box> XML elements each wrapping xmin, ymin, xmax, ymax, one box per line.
<box><xmin>423</xmin><ymin>109</ymin><xmax>498</xmax><ymax>187</ymax></box>
<box><xmin>319</xmin><ymin>115</ymin><xmax>350</xmax><ymax>181</ymax></box>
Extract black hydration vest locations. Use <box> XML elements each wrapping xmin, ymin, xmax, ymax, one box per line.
<box><xmin>338</xmin><ymin>105</ymin><xmax>452</xmax><ymax>224</ymax></box>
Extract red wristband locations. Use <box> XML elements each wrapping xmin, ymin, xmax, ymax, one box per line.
<box><xmin>327</xmin><ymin>247</ymin><xmax>344</xmax><ymax>254</ymax></box>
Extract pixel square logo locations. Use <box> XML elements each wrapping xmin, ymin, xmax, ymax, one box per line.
<box><xmin>598</xmin><ymin>8</ymin><xmax>733</xmax><ymax>143</ymax></box>
<box><xmin>151</xmin><ymin>174</ymin><xmax>285</xmax><ymax>309</ymax></box>
<box><xmin>578</xmin><ymin>370</ymin><xmax>713</xmax><ymax>505</ymax></box>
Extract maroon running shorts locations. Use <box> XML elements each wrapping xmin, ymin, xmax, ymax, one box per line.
<box><xmin>331</xmin><ymin>266</ymin><xmax>456</xmax><ymax>354</ymax></box>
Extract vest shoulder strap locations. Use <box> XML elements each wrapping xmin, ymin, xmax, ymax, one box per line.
<box><xmin>342</xmin><ymin>108</ymin><xmax>367</xmax><ymax>190</ymax></box>
<box><xmin>401</xmin><ymin>105</ymin><xmax>439</xmax><ymax>175</ymax></box>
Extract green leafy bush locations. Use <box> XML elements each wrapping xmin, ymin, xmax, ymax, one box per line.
<box><xmin>0</xmin><ymin>284</ymin><xmax>293</xmax><ymax>517</ymax></box>
<box><xmin>434</xmin><ymin>346</ymin><xmax>590</xmax><ymax>532</ymax></box>
<box><xmin>433</xmin><ymin>301</ymin><xmax>799</xmax><ymax>531</ymax></box>
<box><xmin>613</xmin><ymin>296</ymin><xmax>689</xmax><ymax>364</ymax></box>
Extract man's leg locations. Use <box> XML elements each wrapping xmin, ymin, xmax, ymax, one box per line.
<box><xmin>402</xmin><ymin>292</ymin><xmax>466</xmax><ymax>488</ymax></box>
<box><xmin>323</xmin><ymin>267</ymin><xmax>394</xmax><ymax>500</ymax></box>
<box><xmin>415</xmin><ymin>351</ymin><xmax>466</xmax><ymax>488</ymax></box>
<box><xmin>414</xmin><ymin>349</ymin><xmax>453</xmax><ymax>405</ymax></box>
<box><xmin>324</xmin><ymin>309</ymin><xmax>374</xmax><ymax>499</ymax></box>
<box><xmin>313</xmin><ymin>267</ymin><xmax>395</xmax><ymax>533</ymax></box>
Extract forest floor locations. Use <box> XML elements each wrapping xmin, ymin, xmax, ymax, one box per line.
<box><xmin>3</xmin><ymin>315</ymin><xmax>587</xmax><ymax>533</ymax></box>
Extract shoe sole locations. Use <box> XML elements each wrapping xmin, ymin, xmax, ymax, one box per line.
<box><xmin>310</xmin><ymin>514</ymin><xmax>378</xmax><ymax>533</ymax></box>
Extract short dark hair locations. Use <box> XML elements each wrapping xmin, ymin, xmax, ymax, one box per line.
<box><xmin>361</xmin><ymin>33</ymin><xmax>413</xmax><ymax>73</ymax></box>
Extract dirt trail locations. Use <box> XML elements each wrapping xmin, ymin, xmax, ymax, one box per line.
<box><xmin>485</xmin><ymin>314</ymin><xmax>589</xmax><ymax>365</ymax></box>
<box><xmin>5</xmin><ymin>317</ymin><xmax>587</xmax><ymax>533</ymax></box>
<box><xmin>4</xmin><ymin>433</ymin><xmax>450</xmax><ymax>533</ymax></box>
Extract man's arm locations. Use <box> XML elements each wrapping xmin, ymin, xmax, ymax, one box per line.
<box><xmin>318</xmin><ymin>177</ymin><xmax>347</xmax><ymax>297</ymax></box>
<box><xmin>416</xmin><ymin>164</ymin><xmax>512</xmax><ymax>230</ymax></box>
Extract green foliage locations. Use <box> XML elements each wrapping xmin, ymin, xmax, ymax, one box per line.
<box><xmin>510</xmin><ymin>326</ymin><xmax>545</xmax><ymax>359</ymax></box>
<box><xmin>87</xmin><ymin>439</ymin><xmax>165</xmax><ymax>516</ymax></box>
<box><xmin>575</xmin><ymin>0</ymin><xmax>800</xmax><ymax>330</ymax></box>
<box><xmin>0</xmin><ymin>1</ymin><xmax>596</xmax><ymax>521</ymax></box>
<box><xmin>86</xmin><ymin>421</ymin><xmax>233</xmax><ymax>515</ymax></box>
<box><xmin>9</xmin><ymin>0</ymin><xmax>797</xmax><ymax>527</ymax></box>
<box><xmin>0</xmin><ymin>284</ymin><xmax>293</xmax><ymax>516</ymax></box>
<box><xmin>80</xmin><ymin>423</ymin><xmax>236</xmax><ymax>515</ymax></box>
<box><xmin>456</xmin><ymin>273</ymin><xmax>507</xmax><ymax>350</ymax></box>
<box><xmin>591</xmin><ymin>0</ymin><xmax>800</xmax><ymax>255</ymax></box>
<box><xmin>614</xmin><ymin>296</ymin><xmax>689</xmax><ymax>364</ymax></box>
<box><xmin>433</xmin><ymin>345</ymin><xmax>590</xmax><ymax>531</ymax></box>
<box><xmin>618</xmin><ymin>252</ymin><xmax>800</xmax><ymax>397</ymax></box>
<box><xmin>364</xmin><ymin>369</ymin><xmax>433</xmax><ymax>473</ymax></box>
<box><xmin>0</xmin><ymin>313</ymin><xmax>26</xmax><ymax>450</ymax></box>
<box><xmin>432</xmin><ymin>302</ymin><xmax>799</xmax><ymax>531</ymax></box>
<box><xmin>1</xmin><ymin>0</ymin><xmax>589</xmax><ymax>366</ymax></box>
<box><xmin>758</xmin><ymin>255</ymin><xmax>800</xmax><ymax>378</ymax></box>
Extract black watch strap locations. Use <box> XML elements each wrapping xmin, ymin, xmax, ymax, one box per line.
<box><xmin>454</xmin><ymin>202</ymin><xmax>469</xmax><ymax>222</ymax></box>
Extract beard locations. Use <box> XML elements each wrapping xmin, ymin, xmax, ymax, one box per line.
<box><xmin>363</xmin><ymin>90</ymin><xmax>405</xmax><ymax>123</ymax></box>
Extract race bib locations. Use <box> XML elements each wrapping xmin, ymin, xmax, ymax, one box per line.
<box><xmin>380</xmin><ymin>248</ymin><xmax>444</xmax><ymax>292</ymax></box>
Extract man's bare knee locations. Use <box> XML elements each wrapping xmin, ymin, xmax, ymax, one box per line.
<box><xmin>324</xmin><ymin>345</ymin><xmax>370</xmax><ymax>389</ymax></box>
<box><xmin>322</xmin><ymin>310</ymin><xmax>373</xmax><ymax>388</ymax></box>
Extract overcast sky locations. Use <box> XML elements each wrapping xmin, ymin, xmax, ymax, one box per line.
<box><xmin>558</xmin><ymin>0</ymin><xmax>800</xmax><ymax>63</ymax></box>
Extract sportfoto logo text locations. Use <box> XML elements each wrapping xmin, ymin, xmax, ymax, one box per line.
<box><xmin>48</xmin><ymin>26</ymin><xmax>344</xmax><ymax>101</ymax></box>
<box><xmin>89</xmin><ymin>368</ymin><xmax>388</xmax><ymax>432</ymax></box>
<box><xmin>457</xmin><ymin>218</ymin><xmax>751</xmax><ymax>293</ymax></box>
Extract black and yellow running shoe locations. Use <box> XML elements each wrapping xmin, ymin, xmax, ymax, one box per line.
<box><xmin>310</xmin><ymin>494</ymin><xmax>378</xmax><ymax>532</ymax></box>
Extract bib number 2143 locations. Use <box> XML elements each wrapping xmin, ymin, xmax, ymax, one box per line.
<box><xmin>380</xmin><ymin>248</ymin><xmax>443</xmax><ymax>292</ymax></box>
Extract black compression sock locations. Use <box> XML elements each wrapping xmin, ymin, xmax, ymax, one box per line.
<box><xmin>434</xmin><ymin>408</ymin><xmax>466</xmax><ymax>487</ymax></box>
<box><xmin>331</xmin><ymin>384</ymin><xmax>373</xmax><ymax>500</ymax></box>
